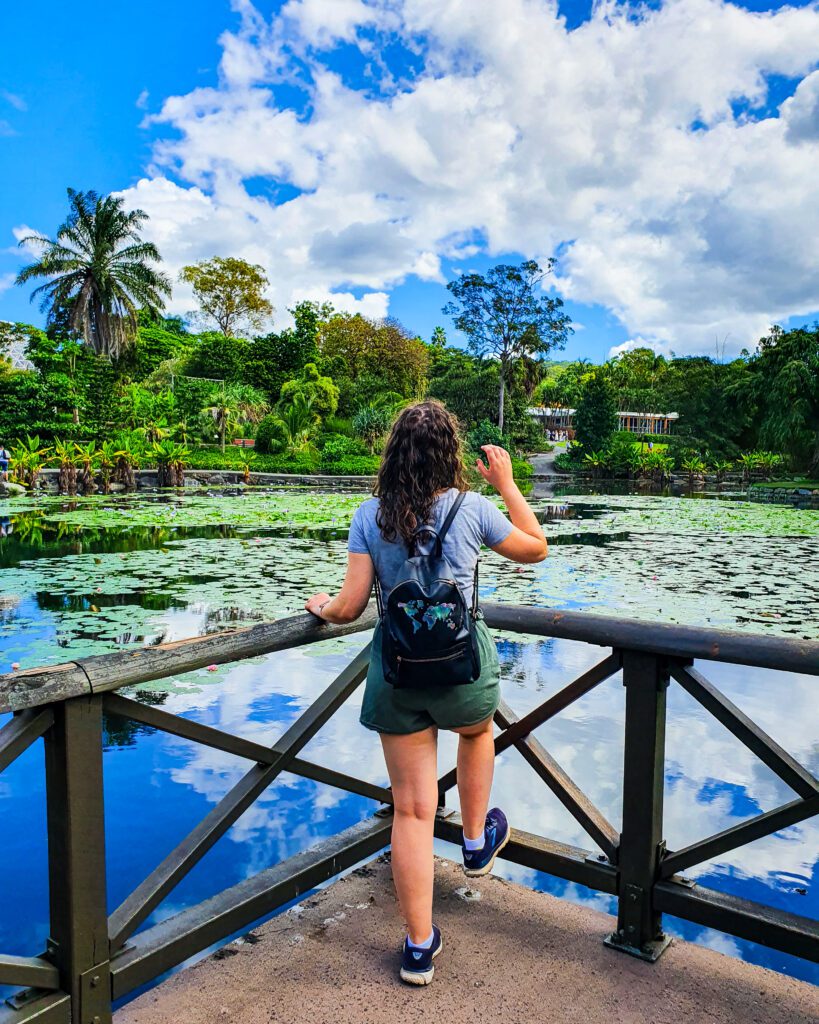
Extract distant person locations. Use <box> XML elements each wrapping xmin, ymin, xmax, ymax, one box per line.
<box><xmin>0</xmin><ymin>444</ymin><xmax>10</xmax><ymax>482</ymax></box>
<box><xmin>648</xmin><ymin>439</ymin><xmax>654</xmax><ymax>452</ymax></box>
<box><xmin>305</xmin><ymin>400</ymin><xmax>548</xmax><ymax>985</ymax></box>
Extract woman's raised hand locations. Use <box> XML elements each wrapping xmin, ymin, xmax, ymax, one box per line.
<box><xmin>476</xmin><ymin>444</ymin><xmax>516</xmax><ymax>494</ymax></box>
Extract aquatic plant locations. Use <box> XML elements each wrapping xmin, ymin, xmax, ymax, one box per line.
<box><xmin>74</xmin><ymin>440</ymin><xmax>100</xmax><ymax>494</ymax></box>
<box><xmin>9</xmin><ymin>435</ymin><xmax>50</xmax><ymax>488</ymax></box>
<box><xmin>151</xmin><ymin>439</ymin><xmax>190</xmax><ymax>487</ymax></box>
<box><xmin>53</xmin><ymin>438</ymin><xmax>84</xmax><ymax>495</ymax></box>
<box><xmin>239</xmin><ymin>451</ymin><xmax>256</xmax><ymax>484</ymax></box>
<box><xmin>111</xmin><ymin>431</ymin><xmax>144</xmax><ymax>491</ymax></box>
<box><xmin>681</xmin><ymin>454</ymin><xmax>708</xmax><ymax>489</ymax></box>
<box><xmin>98</xmin><ymin>441</ymin><xmax>117</xmax><ymax>494</ymax></box>
<box><xmin>712</xmin><ymin>458</ymin><xmax>733</xmax><ymax>486</ymax></box>
<box><xmin>583</xmin><ymin>450</ymin><xmax>608</xmax><ymax>478</ymax></box>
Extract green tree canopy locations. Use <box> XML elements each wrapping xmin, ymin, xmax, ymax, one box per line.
<box><xmin>749</xmin><ymin>324</ymin><xmax>819</xmax><ymax>471</ymax></box>
<box><xmin>16</xmin><ymin>188</ymin><xmax>171</xmax><ymax>358</ymax></box>
<box><xmin>115</xmin><ymin>311</ymin><xmax>194</xmax><ymax>381</ymax></box>
<box><xmin>574</xmin><ymin>372</ymin><xmax>617</xmax><ymax>453</ymax></box>
<box><xmin>443</xmin><ymin>259</ymin><xmax>572</xmax><ymax>431</ymax></box>
<box><xmin>180</xmin><ymin>256</ymin><xmax>273</xmax><ymax>337</ymax></box>
<box><xmin>245</xmin><ymin>300</ymin><xmax>330</xmax><ymax>402</ymax></box>
<box><xmin>278</xmin><ymin>362</ymin><xmax>339</xmax><ymax>420</ymax></box>
<box><xmin>319</xmin><ymin>313</ymin><xmax>429</xmax><ymax>403</ymax></box>
<box><xmin>184</xmin><ymin>332</ymin><xmax>249</xmax><ymax>382</ymax></box>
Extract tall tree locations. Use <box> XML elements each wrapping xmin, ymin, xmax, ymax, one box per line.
<box><xmin>443</xmin><ymin>259</ymin><xmax>572</xmax><ymax>431</ymax></box>
<box><xmin>16</xmin><ymin>188</ymin><xmax>171</xmax><ymax>359</ymax></box>
<box><xmin>319</xmin><ymin>313</ymin><xmax>429</xmax><ymax>401</ymax></box>
<box><xmin>574</xmin><ymin>372</ymin><xmax>617</xmax><ymax>453</ymax></box>
<box><xmin>749</xmin><ymin>324</ymin><xmax>819</xmax><ymax>472</ymax></box>
<box><xmin>180</xmin><ymin>256</ymin><xmax>273</xmax><ymax>337</ymax></box>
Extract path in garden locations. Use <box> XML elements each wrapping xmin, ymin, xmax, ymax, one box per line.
<box><xmin>529</xmin><ymin>444</ymin><xmax>564</xmax><ymax>477</ymax></box>
<box><xmin>116</xmin><ymin>857</ymin><xmax>817</xmax><ymax>1024</ymax></box>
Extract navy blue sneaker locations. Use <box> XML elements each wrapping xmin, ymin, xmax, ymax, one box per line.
<box><xmin>399</xmin><ymin>925</ymin><xmax>443</xmax><ymax>985</ymax></box>
<box><xmin>462</xmin><ymin>807</ymin><xmax>510</xmax><ymax>877</ymax></box>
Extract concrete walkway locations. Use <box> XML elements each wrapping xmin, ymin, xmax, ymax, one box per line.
<box><xmin>529</xmin><ymin>448</ymin><xmax>560</xmax><ymax>476</ymax></box>
<box><xmin>116</xmin><ymin>857</ymin><xmax>817</xmax><ymax>1024</ymax></box>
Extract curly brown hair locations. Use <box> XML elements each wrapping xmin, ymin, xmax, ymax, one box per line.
<box><xmin>374</xmin><ymin>400</ymin><xmax>469</xmax><ymax>545</ymax></box>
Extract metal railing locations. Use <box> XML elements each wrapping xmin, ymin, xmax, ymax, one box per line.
<box><xmin>0</xmin><ymin>603</ymin><xmax>817</xmax><ymax>1023</ymax></box>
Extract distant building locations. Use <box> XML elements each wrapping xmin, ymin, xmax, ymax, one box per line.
<box><xmin>0</xmin><ymin>321</ymin><xmax>35</xmax><ymax>371</ymax></box>
<box><xmin>528</xmin><ymin>407</ymin><xmax>679</xmax><ymax>437</ymax></box>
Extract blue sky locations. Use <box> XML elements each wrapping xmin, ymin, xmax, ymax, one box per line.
<box><xmin>2</xmin><ymin>0</ymin><xmax>819</xmax><ymax>361</ymax></box>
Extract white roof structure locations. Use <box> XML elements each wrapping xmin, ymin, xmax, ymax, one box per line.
<box><xmin>0</xmin><ymin>321</ymin><xmax>34</xmax><ymax>371</ymax></box>
<box><xmin>527</xmin><ymin>407</ymin><xmax>679</xmax><ymax>419</ymax></box>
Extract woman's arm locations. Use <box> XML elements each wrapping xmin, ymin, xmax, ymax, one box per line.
<box><xmin>304</xmin><ymin>552</ymin><xmax>376</xmax><ymax>624</ymax></box>
<box><xmin>476</xmin><ymin>444</ymin><xmax>548</xmax><ymax>564</ymax></box>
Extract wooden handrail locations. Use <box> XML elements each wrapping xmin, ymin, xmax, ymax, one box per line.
<box><xmin>2</xmin><ymin>601</ymin><xmax>818</xmax><ymax>713</ymax></box>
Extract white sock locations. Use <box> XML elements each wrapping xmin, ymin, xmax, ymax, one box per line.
<box><xmin>463</xmin><ymin>832</ymin><xmax>485</xmax><ymax>851</ymax></box>
<box><xmin>408</xmin><ymin>929</ymin><xmax>435</xmax><ymax>950</ymax></box>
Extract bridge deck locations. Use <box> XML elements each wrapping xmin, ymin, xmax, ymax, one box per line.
<box><xmin>116</xmin><ymin>856</ymin><xmax>817</xmax><ymax>1024</ymax></box>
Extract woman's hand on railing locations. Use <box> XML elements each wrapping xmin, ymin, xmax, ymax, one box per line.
<box><xmin>305</xmin><ymin>592</ymin><xmax>332</xmax><ymax>619</ymax></box>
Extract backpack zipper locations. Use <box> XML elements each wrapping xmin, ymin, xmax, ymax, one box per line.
<box><xmin>397</xmin><ymin>649</ymin><xmax>464</xmax><ymax>664</ymax></box>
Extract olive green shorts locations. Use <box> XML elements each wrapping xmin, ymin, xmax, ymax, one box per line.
<box><xmin>360</xmin><ymin>619</ymin><xmax>501</xmax><ymax>735</ymax></box>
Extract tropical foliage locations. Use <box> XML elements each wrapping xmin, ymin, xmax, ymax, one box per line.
<box><xmin>16</xmin><ymin>189</ymin><xmax>171</xmax><ymax>358</ymax></box>
<box><xmin>2</xmin><ymin>186</ymin><xmax>816</xmax><ymax>484</ymax></box>
<box><xmin>443</xmin><ymin>259</ymin><xmax>572</xmax><ymax>431</ymax></box>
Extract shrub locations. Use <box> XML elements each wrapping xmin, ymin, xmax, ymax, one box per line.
<box><xmin>511</xmin><ymin>458</ymin><xmax>533</xmax><ymax>480</ymax></box>
<box><xmin>324</xmin><ymin>415</ymin><xmax>355</xmax><ymax>436</ymax></box>
<box><xmin>553</xmin><ymin>451</ymin><xmax>576</xmax><ymax>473</ymax></box>
<box><xmin>264</xmin><ymin>454</ymin><xmax>321</xmax><ymax>475</ymax></box>
<box><xmin>466</xmin><ymin>419</ymin><xmax>509</xmax><ymax>454</ymax></box>
<box><xmin>320</xmin><ymin>435</ymin><xmax>368</xmax><ymax>467</ymax></box>
<box><xmin>255</xmin><ymin>415</ymin><xmax>285</xmax><ymax>454</ymax></box>
<box><xmin>278</xmin><ymin>363</ymin><xmax>339</xmax><ymax>419</ymax></box>
<box><xmin>508</xmin><ymin>415</ymin><xmax>548</xmax><ymax>453</ymax></box>
<box><xmin>352</xmin><ymin>404</ymin><xmax>393</xmax><ymax>452</ymax></box>
<box><xmin>321</xmin><ymin>455</ymin><xmax>380</xmax><ymax>476</ymax></box>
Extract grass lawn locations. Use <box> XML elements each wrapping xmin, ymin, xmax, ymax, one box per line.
<box><xmin>749</xmin><ymin>479</ymin><xmax>819</xmax><ymax>490</ymax></box>
<box><xmin>631</xmin><ymin>441</ymin><xmax>669</xmax><ymax>453</ymax></box>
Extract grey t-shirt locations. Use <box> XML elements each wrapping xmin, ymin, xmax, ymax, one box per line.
<box><xmin>348</xmin><ymin>488</ymin><xmax>513</xmax><ymax>609</ymax></box>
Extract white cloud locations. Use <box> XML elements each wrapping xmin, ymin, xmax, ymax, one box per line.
<box><xmin>0</xmin><ymin>91</ymin><xmax>26</xmax><ymax>112</ymax></box>
<box><xmin>0</xmin><ymin>272</ymin><xmax>16</xmax><ymax>296</ymax></box>
<box><xmin>119</xmin><ymin>0</ymin><xmax>819</xmax><ymax>351</ymax></box>
<box><xmin>136</xmin><ymin>88</ymin><xmax>150</xmax><ymax>110</ymax></box>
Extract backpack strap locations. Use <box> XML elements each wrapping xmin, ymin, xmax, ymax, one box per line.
<box><xmin>437</xmin><ymin>490</ymin><xmax>466</xmax><ymax>545</ymax></box>
<box><xmin>409</xmin><ymin>491</ymin><xmax>467</xmax><ymax>557</ymax></box>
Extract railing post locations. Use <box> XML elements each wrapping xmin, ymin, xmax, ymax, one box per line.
<box><xmin>605</xmin><ymin>651</ymin><xmax>672</xmax><ymax>961</ymax></box>
<box><xmin>44</xmin><ymin>695</ymin><xmax>112</xmax><ymax>1023</ymax></box>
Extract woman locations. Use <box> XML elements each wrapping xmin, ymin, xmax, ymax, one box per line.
<box><xmin>305</xmin><ymin>401</ymin><xmax>547</xmax><ymax>985</ymax></box>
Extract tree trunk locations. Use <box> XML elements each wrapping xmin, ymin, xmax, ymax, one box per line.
<box><xmin>220</xmin><ymin>421</ymin><xmax>226</xmax><ymax>454</ymax></box>
<box><xmin>498</xmin><ymin>372</ymin><xmax>506</xmax><ymax>434</ymax></box>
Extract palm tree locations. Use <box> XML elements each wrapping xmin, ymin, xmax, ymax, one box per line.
<box><xmin>279</xmin><ymin>394</ymin><xmax>319</xmax><ymax>456</ymax></box>
<box><xmin>16</xmin><ymin>189</ymin><xmax>171</xmax><ymax>358</ymax></box>
<box><xmin>203</xmin><ymin>384</ymin><xmax>269</xmax><ymax>453</ymax></box>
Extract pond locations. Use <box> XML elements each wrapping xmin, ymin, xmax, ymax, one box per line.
<box><xmin>1</xmin><ymin>486</ymin><xmax>817</xmax><ymax>992</ymax></box>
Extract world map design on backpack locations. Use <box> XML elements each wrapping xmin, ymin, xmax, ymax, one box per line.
<box><xmin>378</xmin><ymin>492</ymin><xmax>481</xmax><ymax>689</ymax></box>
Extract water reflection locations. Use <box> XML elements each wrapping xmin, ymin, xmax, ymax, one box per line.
<box><xmin>0</xmin><ymin>488</ymin><xmax>816</xmax><ymax>991</ymax></box>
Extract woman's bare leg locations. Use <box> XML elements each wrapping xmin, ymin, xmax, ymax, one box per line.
<box><xmin>453</xmin><ymin>716</ymin><xmax>495</xmax><ymax>839</ymax></box>
<box><xmin>380</xmin><ymin>727</ymin><xmax>439</xmax><ymax>944</ymax></box>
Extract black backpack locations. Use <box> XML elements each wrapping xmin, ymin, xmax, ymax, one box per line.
<box><xmin>377</xmin><ymin>492</ymin><xmax>481</xmax><ymax>690</ymax></box>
